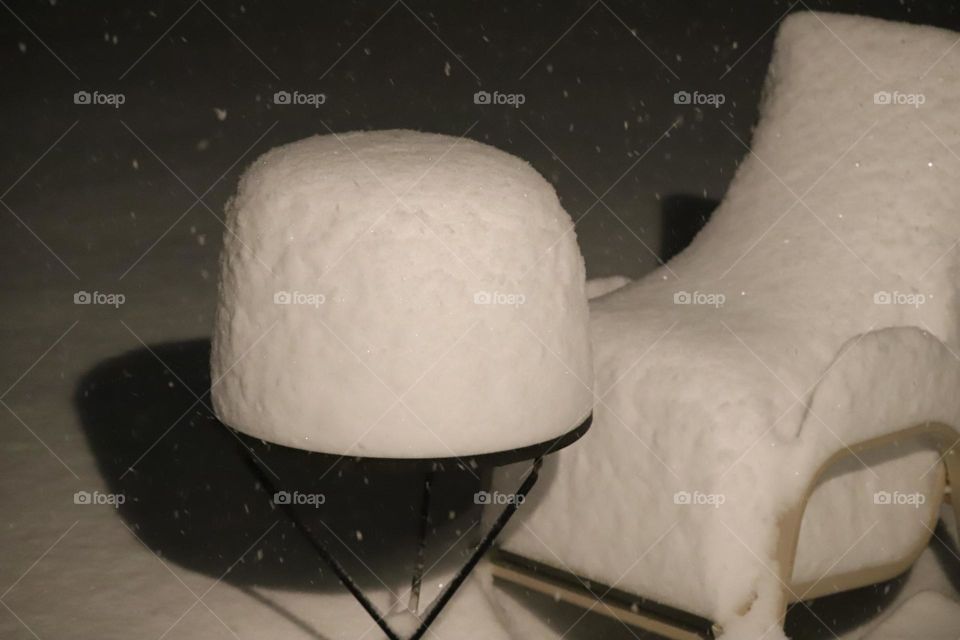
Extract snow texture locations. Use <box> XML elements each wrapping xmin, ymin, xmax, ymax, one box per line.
<box><xmin>584</xmin><ymin>275</ymin><xmax>632</xmax><ymax>300</ymax></box>
<box><xmin>497</xmin><ymin>11</ymin><xmax>960</xmax><ymax>638</ymax></box>
<box><xmin>866</xmin><ymin>590</ymin><xmax>960</xmax><ymax>640</ymax></box>
<box><xmin>212</xmin><ymin>130</ymin><xmax>593</xmax><ymax>457</ymax></box>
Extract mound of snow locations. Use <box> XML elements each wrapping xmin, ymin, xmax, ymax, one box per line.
<box><xmin>212</xmin><ymin>130</ymin><xmax>592</xmax><ymax>457</ymax></box>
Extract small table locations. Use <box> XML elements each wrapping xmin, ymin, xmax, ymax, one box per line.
<box><xmin>231</xmin><ymin>415</ymin><xmax>591</xmax><ymax>639</ymax></box>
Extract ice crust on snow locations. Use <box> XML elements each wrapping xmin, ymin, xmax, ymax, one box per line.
<box><xmin>498</xmin><ymin>11</ymin><xmax>960</xmax><ymax>638</ymax></box>
<box><xmin>211</xmin><ymin>130</ymin><xmax>592</xmax><ymax>457</ymax></box>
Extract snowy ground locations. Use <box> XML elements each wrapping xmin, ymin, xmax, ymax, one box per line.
<box><xmin>3</xmin><ymin>1</ymin><xmax>960</xmax><ymax>638</ymax></box>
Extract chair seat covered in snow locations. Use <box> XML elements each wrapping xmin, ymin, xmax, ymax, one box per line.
<box><xmin>494</xmin><ymin>11</ymin><xmax>960</xmax><ymax>638</ymax></box>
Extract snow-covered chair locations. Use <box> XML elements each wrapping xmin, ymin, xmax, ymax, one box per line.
<box><xmin>492</xmin><ymin>11</ymin><xmax>960</xmax><ymax>639</ymax></box>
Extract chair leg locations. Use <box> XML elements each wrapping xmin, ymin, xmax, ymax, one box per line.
<box><xmin>773</xmin><ymin>422</ymin><xmax>960</xmax><ymax>619</ymax></box>
<box><xmin>937</xmin><ymin>435</ymin><xmax>960</xmax><ymax>538</ymax></box>
<box><xmin>773</xmin><ymin>504</ymin><xmax>805</xmax><ymax>622</ymax></box>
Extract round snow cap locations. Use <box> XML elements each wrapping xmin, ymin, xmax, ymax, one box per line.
<box><xmin>211</xmin><ymin>130</ymin><xmax>592</xmax><ymax>458</ymax></box>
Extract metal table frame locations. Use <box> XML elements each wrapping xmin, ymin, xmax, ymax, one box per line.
<box><xmin>233</xmin><ymin>415</ymin><xmax>592</xmax><ymax>640</ymax></box>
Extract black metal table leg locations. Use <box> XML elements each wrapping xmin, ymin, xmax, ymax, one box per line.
<box><xmin>236</xmin><ymin>446</ymin><xmax>404</xmax><ymax>640</ymax></box>
<box><xmin>235</xmin><ymin>436</ymin><xmax>544</xmax><ymax>640</ymax></box>
<box><xmin>407</xmin><ymin>457</ymin><xmax>543</xmax><ymax>640</ymax></box>
<box><xmin>408</xmin><ymin>469</ymin><xmax>433</xmax><ymax>614</ymax></box>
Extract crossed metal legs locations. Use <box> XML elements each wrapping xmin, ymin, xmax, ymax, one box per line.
<box><xmin>240</xmin><ymin>450</ymin><xmax>543</xmax><ymax>640</ymax></box>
